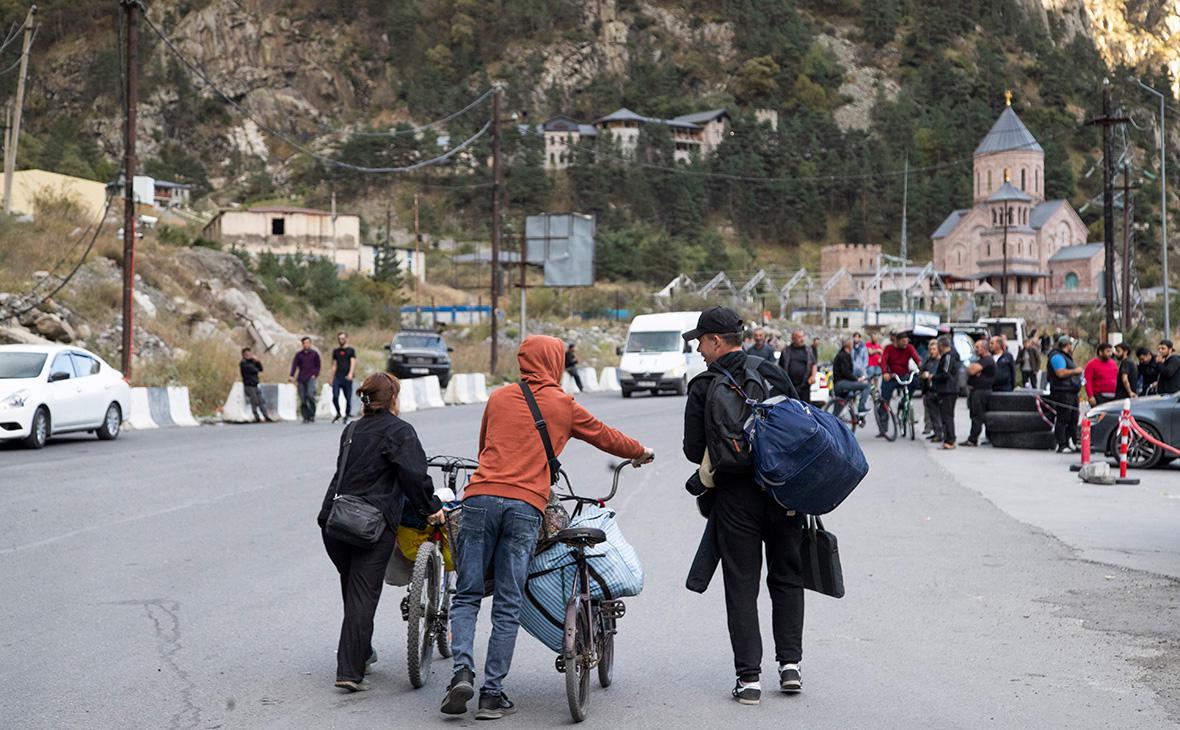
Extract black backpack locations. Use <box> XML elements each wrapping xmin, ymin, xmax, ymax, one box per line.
<box><xmin>702</xmin><ymin>364</ymin><xmax>772</xmax><ymax>473</ymax></box>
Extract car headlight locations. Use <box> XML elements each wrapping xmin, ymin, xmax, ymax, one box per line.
<box><xmin>0</xmin><ymin>390</ymin><xmax>30</xmax><ymax>409</ymax></box>
<box><xmin>617</xmin><ymin>370</ymin><xmax>632</xmax><ymax>379</ymax></box>
<box><xmin>662</xmin><ymin>366</ymin><xmax>686</xmax><ymax>379</ymax></box>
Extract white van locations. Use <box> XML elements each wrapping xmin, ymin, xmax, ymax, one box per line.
<box><xmin>618</xmin><ymin>311</ymin><xmax>708</xmax><ymax>397</ymax></box>
<box><xmin>977</xmin><ymin>317</ymin><xmax>1026</xmax><ymax>358</ymax></box>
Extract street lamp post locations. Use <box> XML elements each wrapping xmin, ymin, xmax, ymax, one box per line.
<box><xmin>1133</xmin><ymin>78</ymin><xmax>1169</xmax><ymax>336</ymax></box>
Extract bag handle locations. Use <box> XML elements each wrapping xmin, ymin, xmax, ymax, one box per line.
<box><xmin>331</xmin><ymin>421</ymin><xmax>359</xmax><ymax>499</ymax></box>
<box><xmin>518</xmin><ymin>381</ymin><xmax>561</xmax><ymax>486</ymax></box>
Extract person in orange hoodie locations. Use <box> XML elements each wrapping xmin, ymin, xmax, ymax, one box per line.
<box><xmin>441</xmin><ymin>335</ymin><xmax>654</xmax><ymax>720</ymax></box>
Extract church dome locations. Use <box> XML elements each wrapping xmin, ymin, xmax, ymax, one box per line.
<box><xmin>975</xmin><ymin>107</ymin><xmax>1043</xmax><ymax>155</ymax></box>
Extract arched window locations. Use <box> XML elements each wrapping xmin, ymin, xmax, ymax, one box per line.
<box><xmin>992</xmin><ymin>209</ymin><xmax>997</xmax><ymax>226</ymax></box>
<box><xmin>1021</xmin><ymin>169</ymin><xmax>1026</xmax><ymax>190</ymax></box>
<box><xmin>987</xmin><ymin>170</ymin><xmax>992</xmax><ymax>192</ymax></box>
<box><xmin>549</xmin><ymin>153</ymin><xmax>555</xmax><ymax>164</ymax></box>
<box><xmin>987</xmin><ymin>244</ymin><xmax>991</xmax><ymax>256</ymax></box>
<box><xmin>1064</xmin><ymin>272</ymin><xmax>1079</xmax><ymax>289</ymax></box>
<box><xmin>976</xmin><ymin>171</ymin><xmax>980</xmax><ymax>196</ymax></box>
<box><xmin>1035</xmin><ymin>169</ymin><xmax>1040</xmax><ymax>194</ymax></box>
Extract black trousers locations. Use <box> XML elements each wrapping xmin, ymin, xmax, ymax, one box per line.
<box><xmin>322</xmin><ymin>527</ymin><xmax>396</xmax><ymax>682</ymax></box>
<box><xmin>923</xmin><ymin>391</ymin><xmax>942</xmax><ymax>438</ymax></box>
<box><xmin>714</xmin><ymin>479</ymin><xmax>806</xmax><ymax>679</ymax></box>
<box><xmin>565</xmin><ymin>366</ymin><xmax>584</xmax><ymax>391</ymax></box>
<box><xmin>967</xmin><ymin>387</ymin><xmax>991</xmax><ymax>443</ymax></box>
<box><xmin>1047</xmin><ymin>389</ymin><xmax>1076</xmax><ymax>448</ymax></box>
<box><xmin>938</xmin><ymin>393</ymin><xmax>957</xmax><ymax>444</ymax></box>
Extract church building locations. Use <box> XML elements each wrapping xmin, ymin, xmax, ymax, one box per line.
<box><xmin>932</xmin><ymin>94</ymin><xmax>1090</xmax><ymax>300</ymax></box>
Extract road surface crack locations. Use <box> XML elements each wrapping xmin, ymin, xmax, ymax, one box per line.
<box><xmin>117</xmin><ymin>598</ymin><xmax>201</xmax><ymax>730</ymax></box>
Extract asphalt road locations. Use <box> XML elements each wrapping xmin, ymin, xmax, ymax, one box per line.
<box><xmin>1</xmin><ymin>393</ymin><xmax>1177</xmax><ymax>729</ymax></box>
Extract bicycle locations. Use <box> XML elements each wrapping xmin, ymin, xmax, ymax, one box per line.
<box><xmin>870</xmin><ymin>375</ymin><xmax>899</xmax><ymax>441</ymax></box>
<box><xmin>549</xmin><ymin>459</ymin><xmax>635</xmax><ymax>723</ymax></box>
<box><xmin>400</xmin><ymin>455</ymin><xmax>478</xmax><ymax>689</ymax></box>
<box><xmin>823</xmin><ymin>386</ymin><xmax>867</xmax><ymax>432</ymax></box>
<box><xmin>892</xmin><ymin>372</ymin><xmax>918</xmax><ymax>441</ymax></box>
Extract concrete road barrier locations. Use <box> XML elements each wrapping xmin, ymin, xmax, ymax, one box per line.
<box><xmin>599</xmin><ymin>367</ymin><xmax>621</xmax><ymax>392</ymax></box>
<box><xmin>127</xmin><ymin>386</ymin><xmax>200</xmax><ymax>429</ymax></box>
<box><xmin>399</xmin><ymin>379</ymin><xmax>418</xmax><ymax>413</ymax></box>
<box><xmin>562</xmin><ymin>367</ymin><xmax>601</xmax><ymax>394</ymax></box>
<box><xmin>222</xmin><ymin>382</ymin><xmax>299</xmax><ymax>423</ymax></box>
<box><xmin>444</xmin><ymin>373</ymin><xmax>490</xmax><ymax>405</ymax></box>
<box><xmin>167</xmin><ymin>387</ymin><xmax>199</xmax><ymax>427</ymax></box>
<box><xmin>128</xmin><ymin>388</ymin><xmax>158</xmax><ymax>430</ymax></box>
<box><xmin>412</xmin><ymin>375</ymin><xmax>446</xmax><ymax>410</ymax></box>
<box><xmin>316</xmin><ymin>383</ymin><xmax>363</xmax><ymax>421</ymax></box>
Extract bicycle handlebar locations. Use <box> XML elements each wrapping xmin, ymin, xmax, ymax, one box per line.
<box><xmin>557</xmin><ymin>459</ymin><xmax>633</xmax><ymax>506</ymax></box>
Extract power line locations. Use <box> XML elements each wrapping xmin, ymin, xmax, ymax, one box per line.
<box><xmin>0</xmin><ymin>26</ymin><xmax>34</xmax><ymax>76</ymax></box>
<box><xmin>0</xmin><ymin>192</ymin><xmax>117</xmax><ymax>321</ymax></box>
<box><xmin>328</xmin><ymin>89</ymin><xmax>494</xmax><ymax>138</ymax></box>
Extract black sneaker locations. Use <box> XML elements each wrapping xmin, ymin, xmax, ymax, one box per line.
<box><xmin>475</xmin><ymin>691</ymin><xmax>516</xmax><ymax>720</ymax></box>
<box><xmin>441</xmin><ymin>667</ymin><xmax>475</xmax><ymax>715</ymax></box>
<box><xmin>732</xmin><ymin>679</ymin><xmax>761</xmax><ymax>705</ymax></box>
<box><xmin>779</xmin><ymin>664</ymin><xmax>802</xmax><ymax>693</ymax></box>
<box><xmin>332</xmin><ymin>414</ymin><xmax>341</xmax><ymax>424</ymax></box>
<box><xmin>334</xmin><ymin>678</ymin><xmax>371</xmax><ymax>692</ymax></box>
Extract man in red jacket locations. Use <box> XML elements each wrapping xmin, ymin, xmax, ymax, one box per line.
<box><xmin>441</xmin><ymin>335</ymin><xmax>654</xmax><ymax>720</ymax></box>
<box><xmin>1084</xmin><ymin>342</ymin><xmax>1118</xmax><ymax>407</ymax></box>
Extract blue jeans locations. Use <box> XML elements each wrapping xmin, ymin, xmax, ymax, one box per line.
<box><xmin>297</xmin><ymin>378</ymin><xmax>317</xmax><ymax>422</ymax></box>
<box><xmin>332</xmin><ymin>375</ymin><xmax>353</xmax><ymax>417</ymax></box>
<box><xmin>833</xmin><ymin>380</ymin><xmax>869</xmax><ymax>411</ymax></box>
<box><xmin>450</xmin><ymin>495</ymin><xmax>541</xmax><ymax>695</ymax></box>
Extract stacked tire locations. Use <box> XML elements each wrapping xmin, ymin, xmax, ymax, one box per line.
<box><xmin>983</xmin><ymin>391</ymin><xmax>1056</xmax><ymax>450</ymax></box>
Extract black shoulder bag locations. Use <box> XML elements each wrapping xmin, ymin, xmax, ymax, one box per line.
<box><xmin>518</xmin><ymin>381</ymin><xmax>570</xmax><ymax>542</ymax></box>
<box><xmin>324</xmin><ymin>422</ymin><xmax>387</xmax><ymax>547</ymax></box>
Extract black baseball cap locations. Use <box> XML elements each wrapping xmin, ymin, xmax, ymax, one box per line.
<box><xmin>683</xmin><ymin>306</ymin><xmax>743</xmax><ymax>342</ymax></box>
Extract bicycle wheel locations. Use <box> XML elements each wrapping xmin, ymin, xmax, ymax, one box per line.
<box><xmin>564</xmin><ymin>597</ymin><xmax>592</xmax><ymax>722</ymax></box>
<box><xmin>824</xmin><ymin>398</ymin><xmax>857</xmax><ymax>432</ymax></box>
<box><xmin>906</xmin><ymin>401</ymin><xmax>916</xmax><ymax>441</ymax></box>
<box><xmin>876</xmin><ymin>401</ymin><xmax>898</xmax><ymax>441</ymax></box>
<box><xmin>436</xmin><ymin>570</ymin><xmax>455</xmax><ymax>658</ymax></box>
<box><xmin>406</xmin><ymin>542</ymin><xmax>440</xmax><ymax>689</ymax></box>
<box><xmin>597</xmin><ymin>614</ymin><xmax>614</xmax><ymax>688</ymax></box>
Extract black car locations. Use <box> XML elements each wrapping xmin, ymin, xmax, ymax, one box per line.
<box><xmin>1089</xmin><ymin>393</ymin><xmax>1180</xmax><ymax>469</ymax></box>
<box><xmin>386</xmin><ymin>330</ymin><xmax>453</xmax><ymax>387</ymax></box>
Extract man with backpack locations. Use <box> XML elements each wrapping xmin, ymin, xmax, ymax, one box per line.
<box><xmin>440</xmin><ymin>335</ymin><xmax>653</xmax><ymax>720</ymax></box>
<box><xmin>681</xmin><ymin>306</ymin><xmax>807</xmax><ymax>706</ymax></box>
<box><xmin>932</xmin><ymin>335</ymin><xmax>961</xmax><ymax>450</ymax></box>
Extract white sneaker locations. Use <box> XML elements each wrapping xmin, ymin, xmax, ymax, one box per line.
<box><xmin>778</xmin><ymin>663</ymin><xmax>802</xmax><ymax>693</ymax></box>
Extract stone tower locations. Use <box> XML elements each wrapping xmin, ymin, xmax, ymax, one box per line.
<box><xmin>972</xmin><ymin>92</ymin><xmax>1045</xmax><ymax>205</ymax></box>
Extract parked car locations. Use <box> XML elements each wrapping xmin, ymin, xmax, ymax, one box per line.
<box><xmin>385</xmin><ymin>329</ymin><xmax>453</xmax><ymax>387</ymax></box>
<box><xmin>0</xmin><ymin>344</ymin><xmax>132</xmax><ymax>449</ymax></box>
<box><xmin>1089</xmin><ymin>394</ymin><xmax>1180</xmax><ymax>469</ymax></box>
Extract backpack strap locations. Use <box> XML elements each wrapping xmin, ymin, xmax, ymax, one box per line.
<box><xmin>716</xmin><ymin>366</ymin><xmax>759</xmax><ymax>406</ymax></box>
<box><xmin>518</xmin><ymin>381</ymin><xmax>561</xmax><ymax>486</ymax></box>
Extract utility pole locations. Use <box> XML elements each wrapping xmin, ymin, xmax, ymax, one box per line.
<box><xmin>900</xmin><ymin>153</ymin><xmax>909</xmax><ymax>264</ymax></box>
<box><xmin>1087</xmin><ymin>79</ymin><xmax>1129</xmax><ymax>337</ymax></box>
<box><xmin>1133</xmin><ymin>78</ymin><xmax>1169</xmax><ymax>335</ymax></box>
<box><xmin>2</xmin><ymin>4</ymin><xmax>36</xmax><ymax>215</ymax></box>
<box><xmin>519</xmin><ymin>227</ymin><xmax>528</xmax><ymax>343</ymax></box>
<box><xmin>120</xmin><ymin>0</ymin><xmax>139</xmax><ymax>379</ymax></box>
<box><xmin>1002</xmin><ymin>195</ymin><xmax>1009</xmax><ymax>317</ymax></box>
<box><xmin>413</xmin><ymin>193</ymin><xmax>421</xmax><ymax>325</ymax></box>
<box><xmin>489</xmin><ymin>85</ymin><xmax>503</xmax><ymax>374</ymax></box>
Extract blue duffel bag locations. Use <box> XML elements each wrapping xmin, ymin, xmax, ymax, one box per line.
<box><xmin>520</xmin><ymin>505</ymin><xmax>643</xmax><ymax>653</ymax></box>
<box><xmin>747</xmin><ymin>396</ymin><xmax>869</xmax><ymax>515</ymax></box>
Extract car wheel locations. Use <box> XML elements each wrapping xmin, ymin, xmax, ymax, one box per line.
<box><xmin>674</xmin><ymin>376</ymin><xmax>687</xmax><ymax>396</ymax></box>
<box><xmin>621</xmin><ymin>389</ymin><xmax>633</xmax><ymax>399</ymax></box>
<box><xmin>22</xmin><ymin>407</ymin><xmax>50</xmax><ymax>450</ymax></box>
<box><xmin>1116</xmin><ymin>422</ymin><xmax>1164</xmax><ymax>469</ymax></box>
<box><xmin>96</xmin><ymin>402</ymin><xmax>122</xmax><ymax>441</ymax></box>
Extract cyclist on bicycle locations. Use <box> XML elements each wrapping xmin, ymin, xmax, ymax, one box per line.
<box><xmin>831</xmin><ymin>338</ymin><xmax>869</xmax><ymax>415</ymax></box>
<box><xmin>879</xmin><ymin>332</ymin><xmax>920</xmax><ymax>434</ymax></box>
<box><xmin>441</xmin><ymin>335</ymin><xmax>654</xmax><ymax>720</ymax></box>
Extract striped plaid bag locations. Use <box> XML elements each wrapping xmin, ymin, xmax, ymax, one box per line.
<box><xmin>519</xmin><ymin>505</ymin><xmax>644</xmax><ymax>653</ymax></box>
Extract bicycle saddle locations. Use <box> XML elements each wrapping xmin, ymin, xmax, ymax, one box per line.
<box><xmin>555</xmin><ymin>526</ymin><xmax>607</xmax><ymax>546</ymax></box>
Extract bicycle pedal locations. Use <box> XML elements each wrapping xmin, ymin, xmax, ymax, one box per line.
<box><xmin>399</xmin><ymin>595</ymin><xmax>410</xmax><ymax>622</ymax></box>
<box><xmin>601</xmin><ymin>599</ymin><xmax>626</xmax><ymax>620</ymax></box>
<box><xmin>555</xmin><ymin>655</ymin><xmax>566</xmax><ymax>673</ymax></box>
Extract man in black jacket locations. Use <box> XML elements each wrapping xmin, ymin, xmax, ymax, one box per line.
<box><xmin>962</xmin><ymin>339</ymin><xmax>995</xmax><ymax>447</ymax></box>
<box><xmin>682</xmin><ymin>306</ymin><xmax>806</xmax><ymax>706</ymax></box>
<box><xmin>239</xmin><ymin>348</ymin><xmax>272</xmax><ymax>422</ymax></box>
<box><xmin>991</xmin><ymin>336</ymin><xmax>1016</xmax><ymax>393</ymax></box>
<box><xmin>1046</xmin><ymin>336</ymin><xmax>1084</xmax><ymax>453</ymax></box>
<box><xmin>932</xmin><ymin>335</ymin><xmax>961</xmax><ymax>449</ymax></box>
<box><xmin>831</xmin><ymin>337</ymin><xmax>869</xmax><ymax>414</ymax></box>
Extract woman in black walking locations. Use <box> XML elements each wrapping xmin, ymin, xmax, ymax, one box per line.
<box><xmin>318</xmin><ymin>372</ymin><xmax>445</xmax><ymax>692</ymax></box>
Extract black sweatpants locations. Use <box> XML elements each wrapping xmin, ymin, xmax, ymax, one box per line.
<box><xmin>923</xmin><ymin>391</ymin><xmax>942</xmax><ymax>438</ymax></box>
<box><xmin>322</xmin><ymin>527</ymin><xmax>396</xmax><ymax>682</ymax></box>
<box><xmin>1047</xmin><ymin>389</ymin><xmax>1076</xmax><ymax>448</ymax></box>
<box><xmin>967</xmin><ymin>387</ymin><xmax>991</xmax><ymax>443</ymax></box>
<box><xmin>938</xmin><ymin>393</ymin><xmax>958</xmax><ymax>445</ymax></box>
<box><xmin>714</xmin><ymin>479</ymin><xmax>806</xmax><ymax>679</ymax></box>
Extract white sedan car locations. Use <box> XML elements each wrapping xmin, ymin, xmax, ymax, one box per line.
<box><xmin>0</xmin><ymin>344</ymin><xmax>132</xmax><ymax>449</ymax></box>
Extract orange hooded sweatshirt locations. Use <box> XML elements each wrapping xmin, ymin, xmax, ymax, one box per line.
<box><xmin>463</xmin><ymin>335</ymin><xmax>645</xmax><ymax>513</ymax></box>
